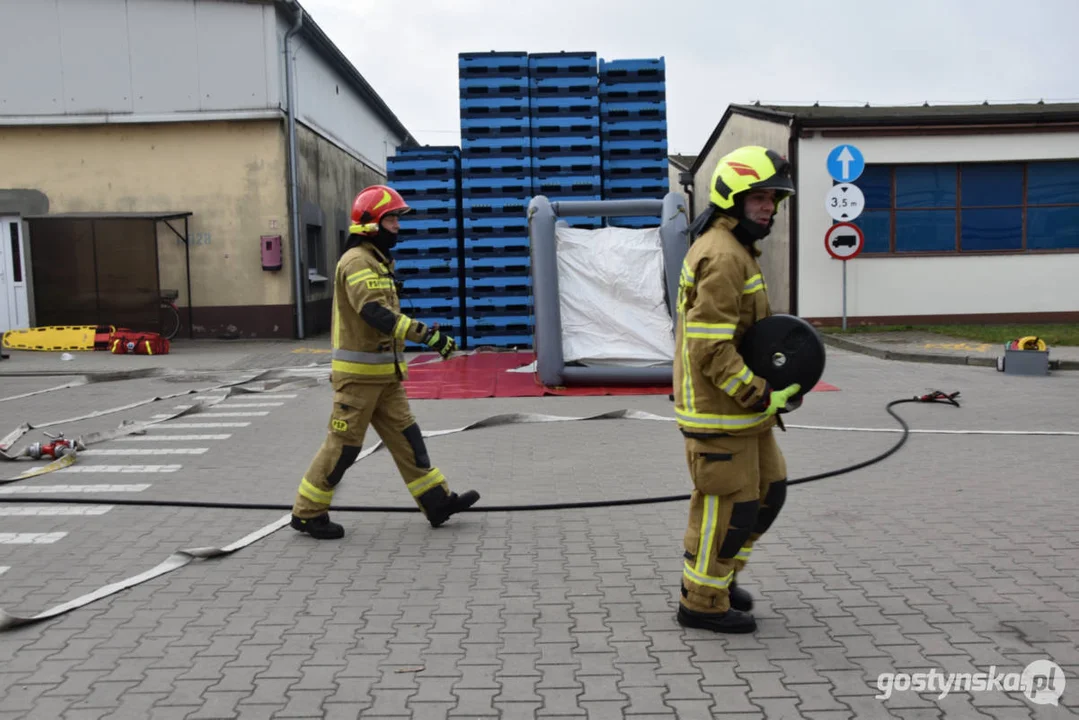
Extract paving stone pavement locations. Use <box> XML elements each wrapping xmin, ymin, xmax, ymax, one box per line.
<box><xmin>0</xmin><ymin>348</ymin><xmax>1077</xmax><ymax>719</ymax></box>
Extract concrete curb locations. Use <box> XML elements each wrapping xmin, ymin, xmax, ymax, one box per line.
<box><xmin>822</xmin><ymin>334</ymin><xmax>1079</xmax><ymax>371</ymax></box>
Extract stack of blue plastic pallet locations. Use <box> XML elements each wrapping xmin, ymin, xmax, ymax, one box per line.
<box><xmin>385</xmin><ymin>145</ymin><xmax>463</xmax><ymax>348</ymax></box>
<box><xmin>458</xmin><ymin>51</ymin><xmax>535</xmax><ymax>349</ymax></box>
<box><xmin>599</xmin><ymin>58</ymin><xmax>669</xmax><ymax>228</ymax></box>
<box><xmin>529</xmin><ymin>52</ymin><xmax>604</xmax><ymax>229</ymax></box>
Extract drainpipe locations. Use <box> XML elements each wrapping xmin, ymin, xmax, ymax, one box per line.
<box><xmin>284</xmin><ymin>1</ymin><xmax>305</xmax><ymax>338</ymax></box>
<box><xmin>678</xmin><ymin>170</ymin><xmax>695</xmax><ymax>223</ymax></box>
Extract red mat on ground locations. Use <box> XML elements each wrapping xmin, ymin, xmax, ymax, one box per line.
<box><xmin>403</xmin><ymin>351</ymin><xmax>839</xmax><ymax>400</ymax></box>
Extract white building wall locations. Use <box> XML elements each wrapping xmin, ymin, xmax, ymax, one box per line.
<box><xmin>1</xmin><ymin>0</ymin><xmax>281</xmax><ymax>121</ymax></box>
<box><xmin>797</xmin><ymin>131</ymin><xmax>1079</xmax><ymax>320</ymax></box>
<box><xmin>1</xmin><ymin>0</ymin><xmax>408</xmax><ymax>171</ymax></box>
<box><xmin>282</xmin><ymin>18</ymin><xmax>404</xmax><ymax>174</ymax></box>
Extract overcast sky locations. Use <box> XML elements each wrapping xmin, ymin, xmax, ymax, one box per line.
<box><xmin>297</xmin><ymin>0</ymin><xmax>1079</xmax><ymax>157</ymax></box>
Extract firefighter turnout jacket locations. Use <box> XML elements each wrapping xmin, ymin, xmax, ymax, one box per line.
<box><xmin>674</xmin><ymin>214</ymin><xmax>779</xmax><ymax>437</ymax></box>
<box><xmin>330</xmin><ymin>241</ymin><xmax>431</xmax><ymax>389</ymax></box>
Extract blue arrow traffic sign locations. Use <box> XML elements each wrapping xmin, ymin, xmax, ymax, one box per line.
<box><xmin>827</xmin><ymin>144</ymin><xmax>865</xmax><ymax>183</ymax></box>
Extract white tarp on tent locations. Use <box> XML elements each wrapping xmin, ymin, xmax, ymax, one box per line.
<box><xmin>555</xmin><ymin>224</ymin><xmax>674</xmax><ymax>367</ymax></box>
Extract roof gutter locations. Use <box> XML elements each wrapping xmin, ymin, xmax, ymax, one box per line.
<box><xmin>283</xmin><ymin>0</ymin><xmax>305</xmax><ymax>339</ymax></box>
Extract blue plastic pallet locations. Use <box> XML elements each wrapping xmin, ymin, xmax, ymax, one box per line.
<box><xmin>529</xmin><ymin>76</ymin><xmax>600</xmax><ymax>95</ymax></box>
<box><xmin>461</xmin><ymin>156</ymin><xmax>531</xmax><ymax>176</ymax></box>
<box><xmin>462</xmin><ymin>197</ymin><xmax>530</xmax><ymax>216</ymax></box>
<box><xmin>464</xmin><ymin>236</ymin><xmax>530</xmax><ymax>257</ymax></box>
<box><xmin>601</xmin><ymin>140</ymin><xmax>669</xmax><ymax>160</ymax></box>
<box><xmin>599</xmin><ymin>83</ymin><xmax>665</xmax><ymax>102</ymax></box>
<box><xmin>394</xmin><ymin>237</ymin><xmax>458</xmax><ymax>257</ymax></box>
<box><xmin>529</xmin><ymin>95</ymin><xmax>600</xmax><ymax>115</ymax></box>
<box><xmin>529</xmin><ymin>51</ymin><xmax>596</xmax><ymax>68</ymax></box>
<box><xmin>465</xmin><ymin>275</ymin><xmax>532</xmax><ymax>294</ymax></box>
<box><xmin>466</xmin><ymin>299</ymin><xmax>533</xmax><ymax>317</ymax></box>
<box><xmin>464</xmin><ymin>216</ymin><xmax>529</xmax><ymax>235</ymax></box>
<box><xmin>599</xmin><ymin>58</ymin><xmax>665</xmax><ymax>82</ymax></box>
<box><xmin>603</xmin><ymin>177</ymin><xmax>669</xmax><ymax>191</ymax></box>
<box><xmin>398</xmin><ymin>217</ymin><xmax>460</xmax><ymax>232</ymax></box>
<box><xmin>532</xmin><ymin>157</ymin><xmax>601</xmax><ymax>176</ymax></box>
<box><xmin>459</xmin><ymin>51</ymin><xmax>529</xmax><ymax>75</ymax></box>
<box><xmin>391</xmin><ymin>177</ymin><xmax>458</xmax><ymax>193</ymax></box>
<box><xmin>388</xmin><ymin>156</ymin><xmax>458</xmax><ymax>174</ymax></box>
<box><xmin>460</xmin><ymin>96</ymin><xmax>530</xmax><ymax>118</ymax></box>
<box><xmin>533</xmin><ymin>178</ymin><xmax>602</xmax><ymax>197</ymax></box>
<box><xmin>601</xmin><ymin>163</ymin><xmax>667</xmax><ymax>179</ymax></box>
<box><xmin>461</xmin><ymin>177</ymin><xmax>532</xmax><ymax>196</ymax></box>
<box><xmin>530</xmin><ymin>136</ymin><xmax>601</xmax><ymax>157</ymax></box>
<box><xmin>396</xmin><ymin>197</ymin><xmax>457</xmax><ymax>215</ymax></box>
<box><xmin>461</xmin><ymin>126</ymin><xmax>530</xmax><ymax>141</ymax></box>
<box><xmin>466</xmin><ymin>334</ymin><xmax>532</xmax><ymax>349</ymax></box>
<box><xmin>400</xmin><ymin>296</ymin><xmax>459</xmax><ymax>313</ymax></box>
<box><xmin>531</xmin><ymin>116</ymin><xmax>600</xmax><ymax>135</ymax></box>
<box><xmin>601</xmin><ymin>118</ymin><xmax>667</xmax><ymax>134</ymax></box>
<box><xmin>467</xmin><ymin>315</ymin><xmax>534</xmax><ymax>332</ymax></box>
<box><xmin>399</xmin><ymin>277</ymin><xmax>459</xmax><ymax>300</ymax></box>
<box><xmin>461</xmin><ymin>138</ymin><xmax>532</xmax><ymax>157</ymax></box>
<box><xmin>606</xmin><ymin>215</ymin><xmax>661</xmax><ymax>228</ymax></box>
<box><xmin>394</xmin><ymin>256</ymin><xmax>459</xmax><ymax>280</ymax></box>
<box><xmin>464</xmin><ymin>256</ymin><xmax>531</xmax><ymax>277</ymax></box>
<box><xmin>392</xmin><ymin>145</ymin><xmax>460</xmax><ymax>160</ymax></box>
<box><xmin>600</xmin><ymin>102</ymin><xmax>667</xmax><ymax>122</ymax></box>
<box><xmin>459</xmin><ymin>76</ymin><xmax>530</xmax><ymax>98</ymax></box>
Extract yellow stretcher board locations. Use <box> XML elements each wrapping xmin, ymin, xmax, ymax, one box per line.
<box><xmin>2</xmin><ymin>325</ymin><xmax>115</xmax><ymax>352</ymax></box>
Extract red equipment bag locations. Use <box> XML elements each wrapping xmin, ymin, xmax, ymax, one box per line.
<box><xmin>109</xmin><ymin>330</ymin><xmax>170</xmax><ymax>355</ymax></box>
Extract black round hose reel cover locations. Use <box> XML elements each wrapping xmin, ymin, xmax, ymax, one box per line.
<box><xmin>738</xmin><ymin>314</ymin><xmax>826</xmax><ymax>412</ymax></box>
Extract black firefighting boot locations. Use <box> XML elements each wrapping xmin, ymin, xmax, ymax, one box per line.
<box><xmin>729</xmin><ymin>581</ymin><xmax>753</xmax><ymax>612</ymax></box>
<box><xmin>291</xmin><ymin>513</ymin><xmax>345</xmax><ymax>540</ymax></box>
<box><xmin>421</xmin><ymin>487</ymin><xmax>481</xmax><ymax>528</ymax></box>
<box><xmin>677</xmin><ymin>605</ymin><xmax>757</xmax><ymax>634</ymax></box>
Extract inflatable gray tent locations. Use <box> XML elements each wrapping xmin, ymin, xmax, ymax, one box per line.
<box><xmin>528</xmin><ymin>193</ymin><xmax>690</xmax><ymax>387</ymax></box>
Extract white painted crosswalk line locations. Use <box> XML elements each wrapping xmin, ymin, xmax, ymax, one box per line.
<box><xmin>263</xmin><ymin>393</ymin><xmax>297</xmax><ymax>398</ymax></box>
<box><xmin>0</xmin><ymin>484</ymin><xmax>151</xmax><ymax>494</ymax></box>
<box><xmin>0</xmin><ymin>505</ymin><xmax>112</xmax><ymax>516</ymax></box>
<box><xmin>147</xmin><ymin>422</ymin><xmax>250</xmax><ymax>428</ymax></box>
<box><xmin>196</xmin><ymin>411</ymin><xmax>270</xmax><ymax>417</ymax></box>
<box><xmin>114</xmin><ymin>434</ymin><xmax>231</xmax><ymax>441</ymax></box>
<box><xmin>0</xmin><ymin>533</ymin><xmax>67</xmax><ymax>544</ymax></box>
<box><xmin>212</xmin><ymin>402</ymin><xmax>285</xmax><ymax>408</ymax></box>
<box><xmin>0</xmin><ymin>566</ymin><xmax>8</xmax><ymax>576</ymax></box>
<box><xmin>80</xmin><ymin>448</ymin><xmax>208</xmax><ymax>456</ymax></box>
<box><xmin>52</xmin><ymin>465</ymin><xmax>182</xmax><ymax>474</ymax></box>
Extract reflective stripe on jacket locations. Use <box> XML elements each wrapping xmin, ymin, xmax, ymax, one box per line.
<box><xmin>330</xmin><ymin>242</ymin><xmax>429</xmax><ymax>387</ymax></box>
<box><xmin>673</xmin><ymin>215</ymin><xmax>777</xmax><ymax>437</ymax></box>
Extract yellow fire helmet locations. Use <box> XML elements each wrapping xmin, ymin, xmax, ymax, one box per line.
<box><xmin>709</xmin><ymin>145</ymin><xmax>796</xmax><ymax>211</ymax></box>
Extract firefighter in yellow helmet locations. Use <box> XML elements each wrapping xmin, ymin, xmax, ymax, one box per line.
<box><xmin>674</xmin><ymin>146</ymin><xmax>801</xmax><ymax>633</ymax></box>
<box><xmin>289</xmin><ymin>184</ymin><xmax>480</xmax><ymax>540</ymax></box>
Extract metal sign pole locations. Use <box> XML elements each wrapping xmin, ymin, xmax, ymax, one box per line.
<box><xmin>842</xmin><ymin>260</ymin><xmax>847</xmax><ymax>330</ymax></box>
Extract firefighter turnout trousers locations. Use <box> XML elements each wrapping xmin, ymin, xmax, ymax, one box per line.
<box><xmin>292</xmin><ymin>381</ymin><xmax>456</xmax><ymax>522</ymax></box>
<box><xmin>681</xmin><ymin>428</ymin><xmax>788</xmax><ymax>613</ymax></box>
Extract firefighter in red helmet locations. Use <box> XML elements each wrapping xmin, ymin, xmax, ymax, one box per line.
<box><xmin>289</xmin><ymin>184</ymin><xmax>480</xmax><ymax>539</ymax></box>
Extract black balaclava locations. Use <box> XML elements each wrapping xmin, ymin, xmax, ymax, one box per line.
<box><xmin>728</xmin><ymin>194</ymin><xmax>774</xmax><ymax>246</ymax></box>
<box><xmin>345</xmin><ymin>220</ymin><xmax>398</xmax><ymax>258</ymax></box>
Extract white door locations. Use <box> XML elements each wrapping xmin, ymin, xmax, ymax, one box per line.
<box><xmin>0</xmin><ymin>217</ymin><xmax>30</xmax><ymax>334</ymax></box>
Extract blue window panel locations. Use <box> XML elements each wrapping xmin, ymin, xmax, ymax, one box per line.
<box><xmin>895</xmin><ymin>165</ymin><xmax>956</xmax><ymax>209</ymax></box>
<box><xmin>1027</xmin><ymin>161</ymin><xmax>1079</xmax><ymax>205</ymax></box>
<box><xmin>895</xmin><ymin>210</ymin><xmax>956</xmax><ymax>252</ymax></box>
<box><xmin>1027</xmin><ymin>207</ymin><xmax>1079</xmax><ymax>249</ymax></box>
<box><xmin>960</xmin><ymin>208</ymin><xmax>1022</xmax><ymax>251</ymax></box>
<box><xmin>852</xmin><ymin>210</ymin><xmax>891</xmax><ymax>253</ymax></box>
<box><xmin>961</xmin><ymin>164</ymin><xmax>1023</xmax><ymax>207</ymax></box>
<box><xmin>857</xmin><ymin>165</ymin><xmax>892</xmax><ymax>210</ymax></box>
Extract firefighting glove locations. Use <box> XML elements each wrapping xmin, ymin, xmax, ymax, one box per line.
<box><xmin>764</xmin><ymin>383</ymin><xmax>801</xmax><ymax>416</ymax></box>
<box><xmin>422</xmin><ymin>326</ymin><xmax>457</xmax><ymax>360</ymax></box>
